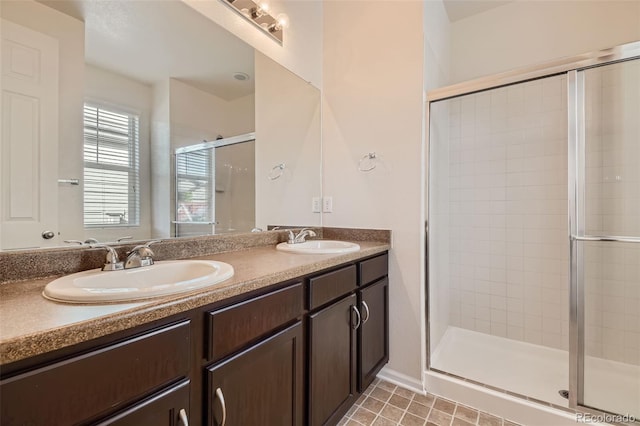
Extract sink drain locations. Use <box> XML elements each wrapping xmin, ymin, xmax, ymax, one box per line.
<box><xmin>559</xmin><ymin>390</ymin><xmax>569</xmax><ymax>399</ymax></box>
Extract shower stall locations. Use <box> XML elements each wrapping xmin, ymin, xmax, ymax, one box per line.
<box><xmin>426</xmin><ymin>42</ymin><xmax>639</xmax><ymax>422</ymax></box>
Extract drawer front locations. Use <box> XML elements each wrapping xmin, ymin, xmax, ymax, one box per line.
<box><xmin>308</xmin><ymin>265</ymin><xmax>357</xmax><ymax>310</ymax></box>
<box><xmin>97</xmin><ymin>379</ymin><xmax>190</xmax><ymax>426</ymax></box>
<box><xmin>0</xmin><ymin>321</ymin><xmax>190</xmax><ymax>426</ymax></box>
<box><xmin>358</xmin><ymin>253</ymin><xmax>388</xmax><ymax>286</ymax></box>
<box><xmin>207</xmin><ymin>282</ymin><xmax>303</xmax><ymax>362</ymax></box>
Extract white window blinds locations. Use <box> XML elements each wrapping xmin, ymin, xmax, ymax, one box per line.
<box><xmin>83</xmin><ymin>104</ymin><xmax>140</xmax><ymax>227</ymax></box>
<box><xmin>176</xmin><ymin>149</ymin><xmax>214</xmax><ymax>223</ymax></box>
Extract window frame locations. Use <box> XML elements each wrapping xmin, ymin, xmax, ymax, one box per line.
<box><xmin>83</xmin><ymin>100</ymin><xmax>141</xmax><ymax>229</ymax></box>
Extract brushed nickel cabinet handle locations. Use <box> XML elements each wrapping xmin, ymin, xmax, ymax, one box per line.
<box><xmin>215</xmin><ymin>387</ymin><xmax>227</xmax><ymax>426</ymax></box>
<box><xmin>351</xmin><ymin>305</ymin><xmax>361</xmax><ymax>330</ymax></box>
<box><xmin>178</xmin><ymin>408</ymin><xmax>189</xmax><ymax>426</ymax></box>
<box><xmin>361</xmin><ymin>301</ymin><xmax>371</xmax><ymax>324</ymax></box>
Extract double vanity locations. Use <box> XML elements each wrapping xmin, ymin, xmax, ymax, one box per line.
<box><xmin>0</xmin><ymin>229</ymin><xmax>390</xmax><ymax>426</ymax></box>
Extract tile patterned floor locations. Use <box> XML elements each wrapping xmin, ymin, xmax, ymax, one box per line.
<box><xmin>339</xmin><ymin>379</ymin><xmax>522</xmax><ymax>426</ymax></box>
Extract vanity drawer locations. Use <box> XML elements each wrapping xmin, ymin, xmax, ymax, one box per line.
<box><xmin>359</xmin><ymin>253</ymin><xmax>388</xmax><ymax>286</ymax></box>
<box><xmin>207</xmin><ymin>282</ymin><xmax>303</xmax><ymax>362</ymax></box>
<box><xmin>308</xmin><ymin>265</ymin><xmax>357</xmax><ymax>310</ymax></box>
<box><xmin>0</xmin><ymin>321</ymin><xmax>190</xmax><ymax>426</ymax></box>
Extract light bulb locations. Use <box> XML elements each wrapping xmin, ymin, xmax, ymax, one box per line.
<box><xmin>275</xmin><ymin>13</ymin><xmax>290</xmax><ymax>29</ymax></box>
<box><xmin>257</xmin><ymin>1</ymin><xmax>269</xmax><ymax>15</ymax></box>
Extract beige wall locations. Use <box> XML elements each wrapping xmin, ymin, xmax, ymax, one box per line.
<box><xmin>450</xmin><ymin>0</ymin><xmax>640</xmax><ymax>83</ymax></box>
<box><xmin>1</xmin><ymin>0</ymin><xmax>84</xmax><ymax>245</ymax></box>
<box><xmin>323</xmin><ymin>1</ymin><xmax>425</xmax><ymax>385</ymax></box>
<box><xmin>182</xmin><ymin>0</ymin><xmax>322</xmax><ymax>88</ymax></box>
<box><xmin>255</xmin><ymin>51</ymin><xmax>321</xmax><ymax>230</ymax></box>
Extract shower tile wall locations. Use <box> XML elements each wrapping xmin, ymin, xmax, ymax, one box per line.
<box><xmin>447</xmin><ymin>75</ymin><xmax>570</xmax><ymax>350</ymax></box>
<box><xmin>583</xmin><ymin>60</ymin><xmax>640</xmax><ymax>366</ymax></box>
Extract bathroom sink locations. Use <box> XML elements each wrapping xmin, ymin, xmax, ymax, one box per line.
<box><xmin>276</xmin><ymin>240</ymin><xmax>360</xmax><ymax>254</ymax></box>
<box><xmin>43</xmin><ymin>260</ymin><xmax>234</xmax><ymax>303</ymax></box>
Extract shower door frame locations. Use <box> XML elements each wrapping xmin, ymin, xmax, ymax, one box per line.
<box><xmin>425</xmin><ymin>40</ymin><xmax>640</xmax><ymax>415</ymax></box>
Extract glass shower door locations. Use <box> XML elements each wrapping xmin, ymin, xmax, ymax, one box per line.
<box><xmin>575</xmin><ymin>58</ymin><xmax>640</xmax><ymax>418</ymax></box>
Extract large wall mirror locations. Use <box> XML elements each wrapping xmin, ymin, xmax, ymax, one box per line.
<box><xmin>0</xmin><ymin>0</ymin><xmax>321</xmax><ymax>250</ymax></box>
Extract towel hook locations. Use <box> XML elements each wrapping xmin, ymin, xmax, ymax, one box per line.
<box><xmin>268</xmin><ymin>163</ymin><xmax>286</xmax><ymax>180</ymax></box>
<box><xmin>358</xmin><ymin>152</ymin><xmax>377</xmax><ymax>172</ymax></box>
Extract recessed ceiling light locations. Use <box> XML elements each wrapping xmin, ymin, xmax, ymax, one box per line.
<box><xmin>233</xmin><ymin>72</ymin><xmax>250</xmax><ymax>81</ymax></box>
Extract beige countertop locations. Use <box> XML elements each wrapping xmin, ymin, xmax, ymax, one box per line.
<box><xmin>0</xmin><ymin>241</ymin><xmax>389</xmax><ymax>366</ymax></box>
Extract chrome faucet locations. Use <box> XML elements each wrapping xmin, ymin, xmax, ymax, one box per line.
<box><xmin>287</xmin><ymin>228</ymin><xmax>317</xmax><ymax>244</ymax></box>
<box><xmin>125</xmin><ymin>240</ymin><xmax>161</xmax><ymax>269</ymax></box>
<box><xmin>91</xmin><ymin>244</ymin><xmax>124</xmax><ymax>271</ymax></box>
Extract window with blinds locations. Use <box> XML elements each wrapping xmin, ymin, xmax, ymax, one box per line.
<box><xmin>175</xmin><ymin>149</ymin><xmax>214</xmax><ymax>223</ymax></box>
<box><xmin>83</xmin><ymin>104</ymin><xmax>140</xmax><ymax>227</ymax></box>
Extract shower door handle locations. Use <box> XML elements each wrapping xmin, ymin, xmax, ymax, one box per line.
<box><xmin>571</xmin><ymin>235</ymin><xmax>640</xmax><ymax>244</ymax></box>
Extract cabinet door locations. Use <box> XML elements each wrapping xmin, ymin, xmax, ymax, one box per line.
<box><xmin>207</xmin><ymin>322</ymin><xmax>303</xmax><ymax>426</ymax></box>
<box><xmin>358</xmin><ymin>278</ymin><xmax>389</xmax><ymax>392</ymax></box>
<box><xmin>308</xmin><ymin>294</ymin><xmax>357</xmax><ymax>426</ymax></box>
<box><xmin>97</xmin><ymin>380</ymin><xmax>190</xmax><ymax>426</ymax></box>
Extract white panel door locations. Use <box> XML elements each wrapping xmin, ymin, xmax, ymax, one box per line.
<box><xmin>1</xmin><ymin>19</ymin><xmax>59</xmax><ymax>249</ymax></box>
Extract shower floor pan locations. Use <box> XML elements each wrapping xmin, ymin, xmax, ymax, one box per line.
<box><xmin>431</xmin><ymin>326</ymin><xmax>639</xmax><ymax>418</ymax></box>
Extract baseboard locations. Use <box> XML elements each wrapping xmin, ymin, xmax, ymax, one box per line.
<box><xmin>377</xmin><ymin>366</ymin><xmax>425</xmax><ymax>395</ymax></box>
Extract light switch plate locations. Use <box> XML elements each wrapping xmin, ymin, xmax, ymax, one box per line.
<box><xmin>312</xmin><ymin>197</ymin><xmax>321</xmax><ymax>213</ymax></box>
<box><xmin>323</xmin><ymin>196</ymin><xmax>333</xmax><ymax>213</ymax></box>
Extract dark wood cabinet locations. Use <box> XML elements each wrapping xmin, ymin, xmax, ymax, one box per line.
<box><xmin>207</xmin><ymin>322</ymin><xmax>304</xmax><ymax>426</ymax></box>
<box><xmin>358</xmin><ymin>277</ymin><xmax>389</xmax><ymax>391</ymax></box>
<box><xmin>308</xmin><ymin>294</ymin><xmax>358</xmax><ymax>426</ymax></box>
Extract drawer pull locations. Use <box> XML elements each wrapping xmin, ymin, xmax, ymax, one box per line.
<box><xmin>215</xmin><ymin>387</ymin><xmax>227</xmax><ymax>426</ymax></box>
<box><xmin>361</xmin><ymin>301</ymin><xmax>370</xmax><ymax>324</ymax></box>
<box><xmin>351</xmin><ymin>305</ymin><xmax>361</xmax><ymax>330</ymax></box>
<box><xmin>178</xmin><ymin>408</ymin><xmax>189</xmax><ymax>426</ymax></box>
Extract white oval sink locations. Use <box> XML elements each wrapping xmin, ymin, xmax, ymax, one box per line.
<box><xmin>276</xmin><ymin>240</ymin><xmax>360</xmax><ymax>254</ymax></box>
<box><xmin>43</xmin><ymin>260</ymin><xmax>234</xmax><ymax>304</ymax></box>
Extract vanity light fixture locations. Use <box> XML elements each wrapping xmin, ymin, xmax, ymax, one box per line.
<box><xmin>220</xmin><ymin>0</ymin><xmax>288</xmax><ymax>44</ymax></box>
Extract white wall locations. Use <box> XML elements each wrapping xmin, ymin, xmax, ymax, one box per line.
<box><xmin>255</xmin><ymin>51</ymin><xmax>321</xmax><ymax>229</ymax></box>
<box><xmin>450</xmin><ymin>0</ymin><xmax>640</xmax><ymax>83</ymax></box>
<box><xmin>323</xmin><ymin>0</ymin><xmax>425</xmax><ymax>384</ymax></box>
<box><xmin>439</xmin><ymin>76</ymin><xmax>570</xmax><ymax>352</ymax></box>
<box><xmin>1</xmin><ymin>0</ymin><xmax>84</xmax><ymax>245</ymax></box>
<box><xmin>84</xmin><ymin>64</ymin><xmax>153</xmax><ymax>242</ymax></box>
<box><xmin>182</xmin><ymin>0</ymin><xmax>322</xmax><ymax>89</ymax></box>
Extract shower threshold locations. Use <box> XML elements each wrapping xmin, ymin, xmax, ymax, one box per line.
<box><xmin>430</xmin><ymin>327</ymin><xmax>639</xmax><ymax>419</ymax></box>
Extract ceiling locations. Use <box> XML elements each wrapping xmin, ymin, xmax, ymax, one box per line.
<box><xmin>40</xmin><ymin>0</ymin><xmax>255</xmax><ymax>100</ymax></box>
<box><xmin>442</xmin><ymin>0</ymin><xmax>514</xmax><ymax>22</ymax></box>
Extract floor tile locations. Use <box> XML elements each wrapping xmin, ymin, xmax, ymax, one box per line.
<box><xmin>339</xmin><ymin>380</ymin><xmax>523</xmax><ymax>426</ymax></box>
<box><xmin>427</xmin><ymin>409</ymin><xmax>452</xmax><ymax>426</ymax></box>
<box><xmin>388</xmin><ymin>394</ymin><xmax>411</xmax><ymax>410</ymax></box>
<box><xmin>361</xmin><ymin>396</ymin><xmax>385</xmax><ymax>414</ymax></box>
<box><xmin>433</xmin><ymin>397</ymin><xmax>456</xmax><ymax>415</ymax></box>
<box><xmin>380</xmin><ymin>404</ymin><xmax>405</xmax><ymax>422</ymax></box>
<box><xmin>454</xmin><ymin>405</ymin><xmax>479</xmax><ymax>424</ymax></box>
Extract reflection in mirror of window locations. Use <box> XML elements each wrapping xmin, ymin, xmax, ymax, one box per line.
<box><xmin>83</xmin><ymin>104</ymin><xmax>140</xmax><ymax>228</ymax></box>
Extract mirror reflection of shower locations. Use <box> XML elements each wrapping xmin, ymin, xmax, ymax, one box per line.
<box><xmin>174</xmin><ymin>133</ymin><xmax>256</xmax><ymax>237</ymax></box>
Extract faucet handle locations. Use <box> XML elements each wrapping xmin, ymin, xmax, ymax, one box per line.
<box><xmin>64</xmin><ymin>240</ymin><xmax>85</xmax><ymax>245</ymax></box>
<box><xmin>90</xmin><ymin>244</ymin><xmax>124</xmax><ymax>271</ymax></box>
<box><xmin>127</xmin><ymin>240</ymin><xmax>161</xmax><ymax>257</ymax></box>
